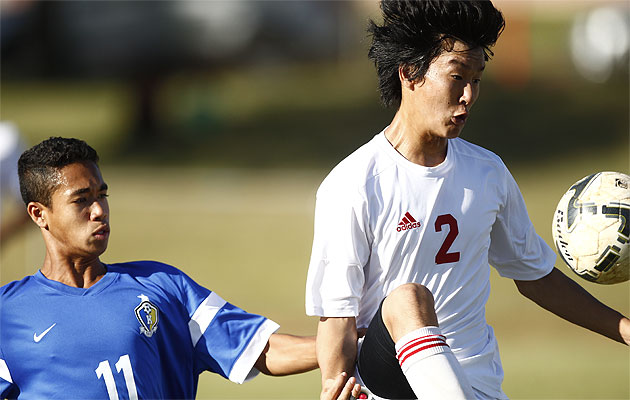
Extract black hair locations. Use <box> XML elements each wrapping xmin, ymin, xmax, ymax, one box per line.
<box><xmin>367</xmin><ymin>0</ymin><xmax>505</xmax><ymax>107</ymax></box>
<box><xmin>18</xmin><ymin>137</ymin><xmax>99</xmax><ymax>206</ymax></box>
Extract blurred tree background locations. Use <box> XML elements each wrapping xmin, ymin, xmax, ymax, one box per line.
<box><xmin>2</xmin><ymin>0</ymin><xmax>627</xmax><ymax>168</ymax></box>
<box><xmin>1</xmin><ymin>0</ymin><xmax>629</xmax><ymax>399</ymax></box>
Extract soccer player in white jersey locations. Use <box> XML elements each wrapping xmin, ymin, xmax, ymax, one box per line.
<box><xmin>0</xmin><ymin>137</ymin><xmax>361</xmax><ymax>399</ymax></box>
<box><xmin>305</xmin><ymin>1</ymin><xmax>630</xmax><ymax>399</ymax></box>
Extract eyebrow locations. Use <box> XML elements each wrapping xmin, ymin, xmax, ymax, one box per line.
<box><xmin>69</xmin><ymin>183</ymin><xmax>108</xmax><ymax>197</ymax></box>
<box><xmin>448</xmin><ymin>59</ymin><xmax>485</xmax><ymax>72</ymax></box>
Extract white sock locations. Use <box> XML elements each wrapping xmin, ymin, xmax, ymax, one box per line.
<box><xmin>395</xmin><ymin>326</ymin><xmax>475</xmax><ymax>400</ymax></box>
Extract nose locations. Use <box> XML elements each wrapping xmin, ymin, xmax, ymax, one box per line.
<box><xmin>90</xmin><ymin>199</ymin><xmax>108</xmax><ymax>221</ymax></box>
<box><xmin>460</xmin><ymin>83</ymin><xmax>474</xmax><ymax>107</ymax></box>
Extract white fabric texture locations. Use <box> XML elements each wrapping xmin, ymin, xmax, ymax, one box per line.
<box><xmin>306</xmin><ymin>130</ymin><xmax>556</xmax><ymax>398</ymax></box>
<box><xmin>395</xmin><ymin>326</ymin><xmax>475</xmax><ymax>400</ymax></box>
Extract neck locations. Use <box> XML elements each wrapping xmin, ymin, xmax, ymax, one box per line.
<box><xmin>40</xmin><ymin>251</ymin><xmax>106</xmax><ymax>289</ymax></box>
<box><xmin>385</xmin><ymin>109</ymin><xmax>448</xmax><ymax>167</ymax></box>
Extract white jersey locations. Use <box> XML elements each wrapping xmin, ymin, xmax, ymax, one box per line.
<box><xmin>305</xmin><ymin>130</ymin><xmax>555</xmax><ymax>398</ymax></box>
<box><xmin>0</xmin><ymin>122</ymin><xmax>24</xmax><ymax>208</ymax></box>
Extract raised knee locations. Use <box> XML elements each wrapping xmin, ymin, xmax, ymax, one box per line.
<box><xmin>389</xmin><ymin>283</ymin><xmax>435</xmax><ymax>306</ymax></box>
<box><xmin>382</xmin><ymin>283</ymin><xmax>438</xmax><ymax>340</ymax></box>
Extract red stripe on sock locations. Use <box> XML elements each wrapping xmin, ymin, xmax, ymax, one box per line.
<box><xmin>397</xmin><ymin>335</ymin><xmax>446</xmax><ymax>358</ymax></box>
<box><xmin>397</xmin><ymin>342</ymin><xmax>450</xmax><ymax>367</ymax></box>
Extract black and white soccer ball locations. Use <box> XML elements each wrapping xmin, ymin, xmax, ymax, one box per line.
<box><xmin>552</xmin><ymin>171</ymin><xmax>630</xmax><ymax>284</ymax></box>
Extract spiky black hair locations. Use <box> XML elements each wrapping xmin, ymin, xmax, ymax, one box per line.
<box><xmin>368</xmin><ymin>0</ymin><xmax>505</xmax><ymax>107</ymax></box>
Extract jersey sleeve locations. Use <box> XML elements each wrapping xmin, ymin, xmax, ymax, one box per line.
<box><xmin>488</xmin><ymin>165</ymin><xmax>556</xmax><ymax>280</ymax></box>
<box><xmin>305</xmin><ymin>178</ymin><xmax>370</xmax><ymax>317</ymax></box>
<box><xmin>176</xmin><ymin>270</ymin><xmax>279</xmax><ymax>384</ymax></box>
<box><xmin>0</xmin><ymin>358</ymin><xmax>17</xmax><ymax>398</ymax></box>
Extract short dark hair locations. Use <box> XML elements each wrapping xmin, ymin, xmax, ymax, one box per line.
<box><xmin>18</xmin><ymin>137</ymin><xmax>99</xmax><ymax>206</ymax></box>
<box><xmin>367</xmin><ymin>0</ymin><xmax>505</xmax><ymax>107</ymax></box>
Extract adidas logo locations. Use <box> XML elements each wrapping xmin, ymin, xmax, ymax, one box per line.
<box><xmin>397</xmin><ymin>212</ymin><xmax>421</xmax><ymax>232</ymax></box>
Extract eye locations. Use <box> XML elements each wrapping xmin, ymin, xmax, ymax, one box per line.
<box><xmin>472</xmin><ymin>78</ymin><xmax>481</xmax><ymax>84</ymax></box>
<box><xmin>451</xmin><ymin>74</ymin><xmax>463</xmax><ymax>81</ymax></box>
<box><xmin>99</xmin><ymin>193</ymin><xmax>109</xmax><ymax>199</ymax></box>
<box><xmin>74</xmin><ymin>198</ymin><xmax>87</xmax><ymax>204</ymax></box>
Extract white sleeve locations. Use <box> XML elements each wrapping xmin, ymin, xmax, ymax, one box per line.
<box><xmin>488</xmin><ymin>165</ymin><xmax>556</xmax><ymax>280</ymax></box>
<box><xmin>305</xmin><ymin>180</ymin><xmax>370</xmax><ymax>317</ymax></box>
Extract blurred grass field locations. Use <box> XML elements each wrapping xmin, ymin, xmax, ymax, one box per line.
<box><xmin>1</xmin><ymin>145</ymin><xmax>628</xmax><ymax>399</ymax></box>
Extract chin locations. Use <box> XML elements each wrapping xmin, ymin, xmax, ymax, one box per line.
<box><xmin>88</xmin><ymin>242</ymin><xmax>109</xmax><ymax>256</ymax></box>
<box><xmin>445</xmin><ymin>126</ymin><xmax>464</xmax><ymax>138</ymax></box>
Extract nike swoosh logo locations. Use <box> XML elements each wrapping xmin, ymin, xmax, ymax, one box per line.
<box><xmin>33</xmin><ymin>323</ymin><xmax>56</xmax><ymax>343</ymax></box>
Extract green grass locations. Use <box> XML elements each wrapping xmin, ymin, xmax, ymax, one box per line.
<box><xmin>2</xmin><ymin>147</ymin><xmax>628</xmax><ymax>399</ymax></box>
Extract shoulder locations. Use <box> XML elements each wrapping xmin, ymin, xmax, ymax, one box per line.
<box><xmin>0</xmin><ymin>275</ymin><xmax>35</xmax><ymax>300</ymax></box>
<box><xmin>451</xmin><ymin>138</ymin><xmax>506</xmax><ymax>169</ymax></box>
<box><xmin>107</xmin><ymin>260</ymin><xmax>193</xmax><ymax>289</ymax></box>
<box><xmin>451</xmin><ymin>138</ymin><xmax>515</xmax><ymax>200</ymax></box>
<box><xmin>108</xmin><ymin>261</ymin><xmax>211</xmax><ymax>306</ymax></box>
<box><xmin>109</xmin><ymin>260</ymin><xmax>181</xmax><ymax>274</ymax></box>
<box><xmin>318</xmin><ymin>133</ymin><xmax>396</xmax><ymax>199</ymax></box>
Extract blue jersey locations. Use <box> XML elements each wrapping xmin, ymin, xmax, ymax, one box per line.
<box><xmin>0</xmin><ymin>261</ymin><xmax>279</xmax><ymax>399</ymax></box>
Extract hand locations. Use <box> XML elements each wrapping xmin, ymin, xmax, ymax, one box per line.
<box><xmin>321</xmin><ymin>372</ymin><xmax>361</xmax><ymax>400</ymax></box>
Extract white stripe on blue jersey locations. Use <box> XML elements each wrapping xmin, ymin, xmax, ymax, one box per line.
<box><xmin>229</xmin><ymin>319</ymin><xmax>280</xmax><ymax>384</ymax></box>
<box><xmin>0</xmin><ymin>359</ymin><xmax>12</xmax><ymax>384</ymax></box>
<box><xmin>189</xmin><ymin>292</ymin><xmax>228</xmax><ymax>347</ymax></box>
<box><xmin>0</xmin><ymin>261</ymin><xmax>277</xmax><ymax>398</ymax></box>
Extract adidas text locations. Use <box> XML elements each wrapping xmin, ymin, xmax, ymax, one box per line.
<box><xmin>397</xmin><ymin>222</ymin><xmax>421</xmax><ymax>232</ymax></box>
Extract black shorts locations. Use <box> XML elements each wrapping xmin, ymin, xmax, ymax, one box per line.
<box><xmin>357</xmin><ymin>300</ymin><xmax>416</xmax><ymax>399</ymax></box>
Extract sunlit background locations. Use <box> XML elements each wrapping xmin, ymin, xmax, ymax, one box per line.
<box><xmin>1</xmin><ymin>1</ymin><xmax>628</xmax><ymax>399</ymax></box>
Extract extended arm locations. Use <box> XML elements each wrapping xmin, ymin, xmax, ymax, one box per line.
<box><xmin>253</xmin><ymin>331</ymin><xmax>362</xmax><ymax>400</ymax></box>
<box><xmin>254</xmin><ymin>333</ymin><xmax>317</xmax><ymax>376</ymax></box>
<box><xmin>514</xmin><ymin>267</ymin><xmax>630</xmax><ymax>345</ymax></box>
<box><xmin>317</xmin><ymin>317</ymin><xmax>358</xmax><ymax>399</ymax></box>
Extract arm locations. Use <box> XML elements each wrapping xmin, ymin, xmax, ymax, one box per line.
<box><xmin>253</xmin><ymin>332</ymin><xmax>361</xmax><ymax>399</ymax></box>
<box><xmin>514</xmin><ymin>267</ymin><xmax>630</xmax><ymax>345</ymax></box>
<box><xmin>317</xmin><ymin>317</ymin><xmax>358</xmax><ymax>398</ymax></box>
<box><xmin>254</xmin><ymin>333</ymin><xmax>318</xmax><ymax>376</ymax></box>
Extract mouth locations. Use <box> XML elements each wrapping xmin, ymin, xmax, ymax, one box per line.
<box><xmin>92</xmin><ymin>225</ymin><xmax>110</xmax><ymax>240</ymax></box>
<box><xmin>451</xmin><ymin>112</ymin><xmax>468</xmax><ymax>126</ymax></box>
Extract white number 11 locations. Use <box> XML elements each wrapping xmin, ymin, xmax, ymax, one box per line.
<box><xmin>95</xmin><ymin>354</ymin><xmax>138</xmax><ymax>400</ymax></box>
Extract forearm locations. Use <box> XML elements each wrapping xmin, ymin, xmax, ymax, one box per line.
<box><xmin>255</xmin><ymin>334</ymin><xmax>318</xmax><ymax>376</ymax></box>
<box><xmin>317</xmin><ymin>317</ymin><xmax>358</xmax><ymax>384</ymax></box>
<box><xmin>515</xmin><ymin>267</ymin><xmax>629</xmax><ymax>345</ymax></box>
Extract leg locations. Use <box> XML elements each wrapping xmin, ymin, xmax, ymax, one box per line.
<box><xmin>381</xmin><ymin>282</ymin><xmax>438</xmax><ymax>342</ymax></box>
<box><xmin>359</xmin><ymin>284</ymin><xmax>475</xmax><ymax>399</ymax></box>
<box><xmin>357</xmin><ymin>300</ymin><xmax>416</xmax><ymax>399</ymax></box>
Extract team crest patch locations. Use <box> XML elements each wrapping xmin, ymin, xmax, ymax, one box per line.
<box><xmin>134</xmin><ymin>294</ymin><xmax>159</xmax><ymax>338</ymax></box>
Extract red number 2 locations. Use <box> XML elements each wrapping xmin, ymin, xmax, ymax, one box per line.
<box><xmin>434</xmin><ymin>214</ymin><xmax>460</xmax><ymax>264</ymax></box>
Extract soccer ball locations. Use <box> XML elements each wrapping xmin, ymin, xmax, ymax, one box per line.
<box><xmin>552</xmin><ymin>171</ymin><xmax>630</xmax><ymax>284</ymax></box>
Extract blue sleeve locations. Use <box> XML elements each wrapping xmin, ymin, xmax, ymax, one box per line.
<box><xmin>189</xmin><ymin>295</ymin><xmax>279</xmax><ymax>383</ymax></box>
<box><xmin>0</xmin><ymin>358</ymin><xmax>18</xmax><ymax>398</ymax></box>
<box><xmin>150</xmin><ymin>263</ymin><xmax>280</xmax><ymax>384</ymax></box>
<box><xmin>1</xmin><ymin>288</ymin><xmax>18</xmax><ymax>399</ymax></box>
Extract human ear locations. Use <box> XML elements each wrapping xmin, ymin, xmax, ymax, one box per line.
<box><xmin>399</xmin><ymin>65</ymin><xmax>413</xmax><ymax>89</ymax></box>
<box><xmin>27</xmin><ymin>202</ymin><xmax>48</xmax><ymax>229</ymax></box>
<box><xmin>399</xmin><ymin>64</ymin><xmax>423</xmax><ymax>89</ymax></box>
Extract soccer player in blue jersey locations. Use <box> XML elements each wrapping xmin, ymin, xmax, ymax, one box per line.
<box><xmin>0</xmin><ymin>137</ymin><xmax>361</xmax><ymax>399</ymax></box>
